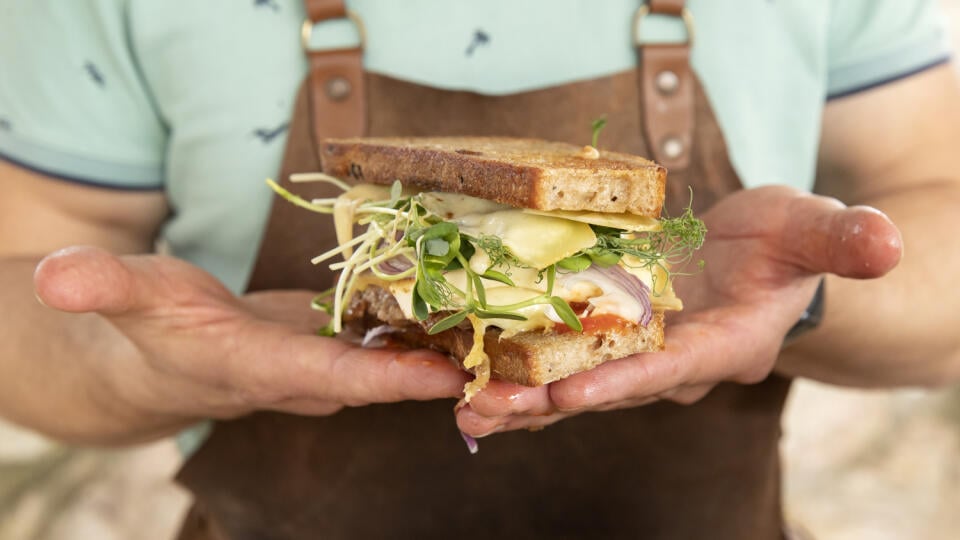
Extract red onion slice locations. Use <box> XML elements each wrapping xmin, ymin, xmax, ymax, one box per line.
<box><xmin>602</xmin><ymin>265</ymin><xmax>653</xmax><ymax>326</ymax></box>
<box><xmin>558</xmin><ymin>265</ymin><xmax>653</xmax><ymax>327</ymax></box>
<box><xmin>377</xmin><ymin>256</ymin><xmax>413</xmax><ymax>275</ymax></box>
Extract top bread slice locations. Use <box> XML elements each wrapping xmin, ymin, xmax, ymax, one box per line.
<box><xmin>319</xmin><ymin>137</ymin><xmax>667</xmax><ymax>217</ymax></box>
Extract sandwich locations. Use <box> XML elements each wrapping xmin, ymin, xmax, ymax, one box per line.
<box><xmin>268</xmin><ymin>137</ymin><xmax>705</xmax><ymax>401</ymax></box>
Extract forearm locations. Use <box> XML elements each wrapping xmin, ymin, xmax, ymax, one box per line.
<box><xmin>0</xmin><ymin>256</ymin><xmax>193</xmax><ymax>445</ymax></box>
<box><xmin>777</xmin><ymin>181</ymin><xmax>960</xmax><ymax>386</ymax></box>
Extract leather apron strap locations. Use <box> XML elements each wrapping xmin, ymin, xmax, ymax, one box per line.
<box><xmin>177</xmin><ymin>2</ymin><xmax>789</xmax><ymax>539</ymax></box>
<box><xmin>637</xmin><ymin>1</ymin><xmax>695</xmax><ymax>171</ymax></box>
<box><xmin>637</xmin><ymin>0</ymin><xmax>742</xmax><ymax>214</ymax></box>
<box><xmin>246</xmin><ymin>0</ymin><xmax>365</xmax><ymax>292</ymax></box>
<box><xmin>303</xmin><ymin>0</ymin><xmax>365</xmax><ymax>141</ymax></box>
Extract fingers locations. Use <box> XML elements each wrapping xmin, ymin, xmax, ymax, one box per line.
<box><xmin>34</xmin><ymin>246</ymin><xmax>136</xmax><ymax>314</ymax></box>
<box><xmin>457</xmin><ymin>351</ymin><xmax>709</xmax><ymax>436</ymax></box>
<box><xmin>546</xmin><ymin>315</ymin><xmax>778</xmax><ymax>412</ymax></box>
<box><xmin>544</xmin><ymin>323</ymin><xmax>717</xmax><ymax>412</ymax></box>
<box><xmin>241</xmin><ymin>290</ymin><xmax>330</xmax><ymax>333</ymax></box>
<box><xmin>456</xmin><ymin>326</ymin><xmax>736</xmax><ymax>432</ymax></box>
<box><xmin>456</xmin><ymin>404</ymin><xmax>574</xmax><ymax>437</ymax></box>
<box><xmin>456</xmin><ymin>404</ymin><xmax>505</xmax><ymax>436</ymax></box>
<box><xmin>34</xmin><ymin>247</ymin><xmax>467</xmax><ymax>412</ymax></box>
<box><xmin>780</xmin><ymin>198</ymin><xmax>902</xmax><ymax>279</ymax></box>
<box><xmin>232</xmin><ymin>332</ymin><xmax>471</xmax><ymax>409</ymax></box>
<box><xmin>454</xmin><ymin>381</ymin><xmax>555</xmax><ymax>435</ymax></box>
<box><xmin>546</xmin><ymin>350</ymin><xmax>687</xmax><ymax>412</ymax></box>
<box><xmin>705</xmin><ymin>186</ymin><xmax>902</xmax><ymax>280</ymax></box>
<box><xmin>324</xmin><ymin>346</ymin><xmax>470</xmax><ymax>404</ymax></box>
<box><xmin>464</xmin><ymin>380</ymin><xmax>554</xmax><ymax>417</ymax></box>
<box><xmin>265</xmin><ymin>397</ymin><xmax>343</xmax><ymax>416</ymax></box>
<box><xmin>34</xmin><ymin>246</ymin><xmax>234</xmax><ymax>317</ymax></box>
<box><xmin>457</xmin><ymin>393</ymin><xmax>676</xmax><ymax>437</ymax></box>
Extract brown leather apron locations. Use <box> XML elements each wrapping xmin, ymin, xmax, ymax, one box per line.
<box><xmin>177</xmin><ymin>1</ymin><xmax>792</xmax><ymax>538</ymax></box>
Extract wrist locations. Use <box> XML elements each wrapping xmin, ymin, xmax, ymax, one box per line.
<box><xmin>81</xmin><ymin>340</ymin><xmax>198</xmax><ymax>445</ymax></box>
<box><xmin>783</xmin><ymin>277</ymin><xmax>825</xmax><ymax>346</ymax></box>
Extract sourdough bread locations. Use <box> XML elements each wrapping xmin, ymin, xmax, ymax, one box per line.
<box><xmin>319</xmin><ymin>137</ymin><xmax>666</xmax><ymax>217</ymax></box>
<box><xmin>344</xmin><ymin>285</ymin><xmax>665</xmax><ymax>387</ymax></box>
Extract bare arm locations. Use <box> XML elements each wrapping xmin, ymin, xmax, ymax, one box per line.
<box><xmin>777</xmin><ymin>64</ymin><xmax>960</xmax><ymax>386</ymax></box>
<box><xmin>0</xmin><ymin>162</ymin><xmax>172</xmax><ymax>442</ymax></box>
<box><xmin>0</xmin><ymin>162</ymin><xmax>468</xmax><ymax>445</ymax></box>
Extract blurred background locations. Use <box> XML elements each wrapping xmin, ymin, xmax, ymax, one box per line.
<box><xmin>1</xmin><ymin>2</ymin><xmax>959</xmax><ymax>539</ymax></box>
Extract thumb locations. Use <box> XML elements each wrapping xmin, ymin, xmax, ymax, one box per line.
<box><xmin>781</xmin><ymin>197</ymin><xmax>903</xmax><ymax>279</ymax></box>
<box><xmin>34</xmin><ymin>246</ymin><xmax>232</xmax><ymax>316</ymax></box>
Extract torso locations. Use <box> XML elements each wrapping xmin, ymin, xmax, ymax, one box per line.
<box><xmin>177</xmin><ymin>4</ymin><xmax>790</xmax><ymax>535</ymax></box>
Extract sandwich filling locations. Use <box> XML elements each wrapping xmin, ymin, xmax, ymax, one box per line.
<box><xmin>269</xmin><ymin>175</ymin><xmax>705</xmax><ymax>400</ymax></box>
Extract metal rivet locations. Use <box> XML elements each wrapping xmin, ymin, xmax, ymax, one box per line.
<box><xmin>325</xmin><ymin>77</ymin><xmax>352</xmax><ymax>101</ymax></box>
<box><xmin>655</xmin><ymin>70</ymin><xmax>679</xmax><ymax>94</ymax></box>
<box><xmin>661</xmin><ymin>137</ymin><xmax>684</xmax><ymax>159</ymax></box>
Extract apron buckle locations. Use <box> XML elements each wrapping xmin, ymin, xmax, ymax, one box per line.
<box><xmin>300</xmin><ymin>10</ymin><xmax>366</xmax><ymax>52</ymax></box>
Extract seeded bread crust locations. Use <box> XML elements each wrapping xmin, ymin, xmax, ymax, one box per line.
<box><xmin>344</xmin><ymin>286</ymin><xmax>665</xmax><ymax>387</ymax></box>
<box><xmin>319</xmin><ymin>137</ymin><xmax>666</xmax><ymax>217</ymax></box>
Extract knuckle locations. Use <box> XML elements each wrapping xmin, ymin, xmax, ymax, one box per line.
<box><xmin>232</xmin><ymin>375</ymin><xmax>290</xmax><ymax>408</ymax></box>
<box><xmin>726</xmin><ymin>336</ymin><xmax>779</xmax><ymax>386</ymax></box>
<box><xmin>734</xmin><ymin>366</ymin><xmax>770</xmax><ymax>385</ymax></box>
<box><xmin>340</xmin><ymin>348</ymin><xmax>422</xmax><ymax>405</ymax></box>
<box><xmin>320</xmin><ymin>346</ymin><xmax>368</xmax><ymax>405</ymax></box>
<box><xmin>462</xmin><ymin>395</ymin><xmax>505</xmax><ymax>417</ymax></box>
<box><xmin>228</xmin><ymin>334</ymin><xmax>311</xmax><ymax>407</ymax></box>
<box><xmin>629</xmin><ymin>357</ymin><xmax>671</xmax><ymax>399</ymax></box>
<box><xmin>549</xmin><ymin>382</ymin><xmax>590</xmax><ymax>412</ymax></box>
<box><xmin>732</xmin><ymin>357</ymin><xmax>776</xmax><ymax>385</ymax></box>
<box><xmin>661</xmin><ymin>386</ymin><xmax>709</xmax><ymax>406</ymax></box>
<box><xmin>456</xmin><ymin>408</ymin><xmax>503</xmax><ymax>437</ymax></box>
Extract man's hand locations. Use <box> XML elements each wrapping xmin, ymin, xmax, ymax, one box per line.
<box><xmin>32</xmin><ymin>246</ymin><xmax>469</xmax><ymax>442</ymax></box>
<box><xmin>456</xmin><ymin>186</ymin><xmax>902</xmax><ymax>437</ymax></box>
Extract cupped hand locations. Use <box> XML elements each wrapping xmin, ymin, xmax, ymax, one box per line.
<box><xmin>34</xmin><ymin>247</ymin><xmax>469</xmax><ymax>432</ymax></box>
<box><xmin>457</xmin><ymin>186</ymin><xmax>903</xmax><ymax>437</ymax></box>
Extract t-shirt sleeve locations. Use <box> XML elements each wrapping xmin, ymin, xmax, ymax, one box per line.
<box><xmin>0</xmin><ymin>0</ymin><xmax>167</xmax><ymax>189</ymax></box>
<box><xmin>826</xmin><ymin>0</ymin><xmax>952</xmax><ymax>99</ymax></box>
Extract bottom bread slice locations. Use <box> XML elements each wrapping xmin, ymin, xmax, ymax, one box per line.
<box><xmin>344</xmin><ymin>285</ymin><xmax>665</xmax><ymax>387</ymax></box>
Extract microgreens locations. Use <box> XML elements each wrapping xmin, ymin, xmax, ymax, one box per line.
<box><xmin>310</xmin><ymin>287</ymin><xmax>337</xmax><ymax>336</ymax></box>
<box><xmin>590</xmin><ymin>116</ymin><xmax>608</xmax><ymax>148</ymax></box>
<box><xmin>267</xmin><ymin>177</ymin><xmax>705</xmax><ymax>335</ymax></box>
<box><xmin>590</xmin><ymin>202</ymin><xmax>706</xmax><ymax>295</ymax></box>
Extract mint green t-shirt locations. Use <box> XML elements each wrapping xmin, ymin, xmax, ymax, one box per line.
<box><xmin>0</xmin><ymin>0</ymin><xmax>950</xmax><ymax>294</ymax></box>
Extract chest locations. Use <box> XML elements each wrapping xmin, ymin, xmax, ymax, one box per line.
<box><xmin>130</xmin><ymin>0</ymin><xmax>832</xmax><ymax>291</ymax></box>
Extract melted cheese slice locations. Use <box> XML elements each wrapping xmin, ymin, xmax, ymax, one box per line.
<box><xmin>458</xmin><ymin>210</ymin><xmax>596</xmax><ymax>269</ymax></box>
<box><xmin>421</xmin><ymin>191</ymin><xmax>598</xmax><ymax>269</ymax></box>
<box><xmin>420</xmin><ymin>192</ymin><xmax>509</xmax><ymax>218</ymax></box>
<box><xmin>523</xmin><ymin>209</ymin><xmax>660</xmax><ymax>232</ymax></box>
<box><xmin>333</xmin><ymin>184</ymin><xmax>395</xmax><ymax>257</ymax></box>
<box><xmin>462</xmin><ymin>314</ymin><xmax>491</xmax><ymax>402</ymax></box>
<box><xmin>620</xmin><ymin>256</ymin><xmax>682</xmax><ymax>310</ymax></box>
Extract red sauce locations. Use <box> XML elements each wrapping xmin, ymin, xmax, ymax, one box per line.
<box><xmin>555</xmin><ymin>313</ymin><xmax>632</xmax><ymax>335</ymax></box>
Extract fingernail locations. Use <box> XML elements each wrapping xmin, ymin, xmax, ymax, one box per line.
<box><xmin>556</xmin><ymin>406</ymin><xmax>585</xmax><ymax>413</ymax></box>
<box><xmin>460</xmin><ymin>431</ymin><xmax>479</xmax><ymax>454</ymax></box>
<box><xmin>475</xmin><ymin>424</ymin><xmax>506</xmax><ymax>438</ymax></box>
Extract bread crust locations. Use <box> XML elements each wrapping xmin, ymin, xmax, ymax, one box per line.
<box><xmin>319</xmin><ymin>137</ymin><xmax>666</xmax><ymax>217</ymax></box>
<box><xmin>344</xmin><ymin>285</ymin><xmax>665</xmax><ymax>387</ymax></box>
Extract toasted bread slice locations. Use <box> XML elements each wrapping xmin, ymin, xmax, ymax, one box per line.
<box><xmin>319</xmin><ymin>137</ymin><xmax>666</xmax><ymax>217</ymax></box>
<box><xmin>429</xmin><ymin>313</ymin><xmax>665</xmax><ymax>386</ymax></box>
<box><xmin>344</xmin><ymin>286</ymin><xmax>665</xmax><ymax>387</ymax></box>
